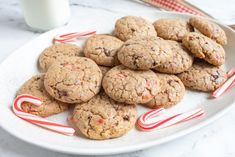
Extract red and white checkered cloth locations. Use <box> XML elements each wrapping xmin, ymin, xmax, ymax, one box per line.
<box><xmin>142</xmin><ymin>0</ymin><xmax>210</xmax><ymax>17</ymax></box>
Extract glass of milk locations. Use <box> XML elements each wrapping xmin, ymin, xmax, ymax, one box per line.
<box><xmin>20</xmin><ymin>0</ymin><xmax>71</xmax><ymax>32</ymax></box>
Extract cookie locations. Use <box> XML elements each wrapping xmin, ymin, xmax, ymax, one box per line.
<box><xmin>84</xmin><ymin>34</ymin><xmax>123</xmax><ymax>66</ymax></box>
<box><xmin>118</xmin><ymin>36</ymin><xmax>173</xmax><ymax>70</ymax></box>
<box><xmin>102</xmin><ymin>65</ymin><xmax>160</xmax><ymax>104</ymax></box>
<box><xmin>154</xmin><ymin>40</ymin><xmax>193</xmax><ymax>74</ymax></box>
<box><xmin>182</xmin><ymin>32</ymin><xmax>225</xmax><ymax>66</ymax></box>
<box><xmin>189</xmin><ymin>17</ymin><xmax>227</xmax><ymax>45</ymax></box>
<box><xmin>177</xmin><ymin>61</ymin><xmax>227</xmax><ymax>92</ymax></box>
<box><xmin>114</xmin><ymin>16</ymin><xmax>157</xmax><ymax>41</ymax></box>
<box><xmin>144</xmin><ymin>74</ymin><xmax>185</xmax><ymax>109</ymax></box>
<box><xmin>44</xmin><ymin>57</ymin><xmax>102</xmax><ymax>103</ymax></box>
<box><xmin>17</xmin><ymin>74</ymin><xmax>68</xmax><ymax>117</ymax></box>
<box><xmin>71</xmin><ymin>92</ymin><xmax>137</xmax><ymax>140</ymax></box>
<box><xmin>99</xmin><ymin>66</ymin><xmax>110</xmax><ymax>76</ymax></box>
<box><xmin>39</xmin><ymin>43</ymin><xmax>83</xmax><ymax>71</ymax></box>
<box><xmin>153</xmin><ymin>18</ymin><xmax>193</xmax><ymax>41</ymax></box>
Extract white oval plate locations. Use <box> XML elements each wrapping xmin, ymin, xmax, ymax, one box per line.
<box><xmin>0</xmin><ymin>11</ymin><xmax>235</xmax><ymax>155</ymax></box>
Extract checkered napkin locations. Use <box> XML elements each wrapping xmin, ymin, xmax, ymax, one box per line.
<box><xmin>141</xmin><ymin>0</ymin><xmax>210</xmax><ymax>17</ymax></box>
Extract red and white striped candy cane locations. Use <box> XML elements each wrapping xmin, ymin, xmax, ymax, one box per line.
<box><xmin>12</xmin><ymin>94</ymin><xmax>75</xmax><ymax>136</ymax></box>
<box><xmin>53</xmin><ymin>31</ymin><xmax>96</xmax><ymax>44</ymax></box>
<box><xmin>227</xmin><ymin>67</ymin><xmax>235</xmax><ymax>78</ymax></box>
<box><xmin>212</xmin><ymin>74</ymin><xmax>235</xmax><ymax>98</ymax></box>
<box><xmin>137</xmin><ymin>107</ymin><xmax>165</xmax><ymax>127</ymax></box>
<box><xmin>137</xmin><ymin>108</ymin><xmax>204</xmax><ymax>131</ymax></box>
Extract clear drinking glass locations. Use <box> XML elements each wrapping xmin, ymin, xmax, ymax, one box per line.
<box><xmin>20</xmin><ymin>0</ymin><xmax>71</xmax><ymax>32</ymax></box>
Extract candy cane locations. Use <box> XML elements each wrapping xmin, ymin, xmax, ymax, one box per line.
<box><xmin>137</xmin><ymin>108</ymin><xmax>204</xmax><ymax>131</ymax></box>
<box><xmin>212</xmin><ymin>74</ymin><xmax>235</xmax><ymax>98</ymax></box>
<box><xmin>12</xmin><ymin>94</ymin><xmax>75</xmax><ymax>136</ymax></box>
<box><xmin>227</xmin><ymin>67</ymin><xmax>235</xmax><ymax>78</ymax></box>
<box><xmin>138</xmin><ymin>107</ymin><xmax>164</xmax><ymax>127</ymax></box>
<box><xmin>53</xmin><ymin>31</ymin><xmax>96</xmax><ymax>44</ymax></box>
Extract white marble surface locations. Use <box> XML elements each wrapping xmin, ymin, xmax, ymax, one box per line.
<box><xmin>0</xmin><ymin>0</ymin><xmax>235</xmax><ymax>157</ymax></box>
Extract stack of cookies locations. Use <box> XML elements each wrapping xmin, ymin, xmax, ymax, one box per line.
<box><xmin>17</xmin><ymin>15</ymin><xmax>228</xmax><ymax>140</ymax></box>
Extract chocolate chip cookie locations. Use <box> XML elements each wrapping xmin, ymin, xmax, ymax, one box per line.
<box><xmin>39</xmin><ymin>43</ymin><xmax>83</xmax><ymax>71</ymax></box>
<box><xmin>177</xmin><ymin>61</ymin><xmax>227</xmax><ymax>91</ymax></box>
<box><xmin>154</xmin><ymin>40</ymin><xmax>193</xmax><ymax>74</ymax></box>
<box><xmin>71</xmin><ymin>92</ymin><xmax>137</xmax><ymax>140</ymax></box>
<box><xmin>118</xmin><ymin>37</ymin><xmax>173</xmax><ymax>70</ymax></box>
<box><xmin>182</xmin><ymin>32</ymin><xmax>225</xmax><ymax>66</ymax></box>
<box><xmin>189</xmin><ymin>17</ymin><xmax>227</xmax><ymax>45</ymax></box>
<box><xmin>153</xmin><ymin>18</ymin><xmax>193</xmax><ymax>41</ymax></box>
<box><xmin>44</xmin><ymin>57</ymin><xmax>102</xmax><ymax>103</ymax></box>
<box><xmin>84</xmin><ymin>34</ymin><xmax>123</xmax><ymax>66</ymax></box>
<box><xmin>114</xmin><ymin>16</ymin><xmax>157</xmax><ymax>41</ymax></box>
<box><xmin>144</xmin><ymin>73</ymin><xmax>185</xmax><ymax>109</ymax></box>
<box><xmin>102</xmin><ymin>65</ymin><xmax>160</xmax><ymax>104</ymax></box>
<box><xmin>17</xmin><ymin>74</ymin><xmax>68</xmax><ymax>117</ymax></box>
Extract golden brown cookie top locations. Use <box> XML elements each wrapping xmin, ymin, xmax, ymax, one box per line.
<box><xmin>102</xmin><ymin>65</ymin><xmax>160</xmax><ymax>104</ymax></box>
<box><xmin>44</xmin><ymin>57</ymin><xmax>102</xmax><ymax>103</ymax></box>
<box><xmin>189</xmin><ymin>17</ymin><xmax>227</xmax><ymax>45</ymax></box>
<box><xmin>118</xmin><ymin>36</ymin><xmax>173</xmax><ymax>70</ymax></box>
<box><xmin>71</xmin><ymin>92</ymin><xmax>137</xmax><ymax>140</ymax></box>
<box><xmin>182</xmin><ymin>32</ymin><xmax>225</xmax><ymax>66</ymax></box>
<box><xmin>154</xmin><ymin>40</ymin><xmax>193</xmax><ymax>74</ymax></box>
<box><xmin>144</xmin><ymin>73</ymin><xmax>185</xmax><ymax>109</ymax></box>
<box><xmin>84</xmin><ymin>34</ymin><xmax>123</xmax><ymax>66</ymax></box>
<box><xmin>39</xmin><ymin>43</ymin><xmax>83</xmax><ymax>71</ymax></box>
<box><xmin>114</xmin><ymin>16</ymin><xmax>157</xmax><ymax>41</ymax></box>
<box><xmin>153</xmin><ymin>18</ymin><xmax>193</xmax><ymax>41</ymax></box>
<box><xmin>177</xmin><ymin>61</ymin><xmax>227</xmax><ymax>91</ymax></box>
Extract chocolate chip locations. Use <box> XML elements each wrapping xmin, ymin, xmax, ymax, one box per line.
<box><xmin>132</xmin><ymin>55</ymin><xmax>140</xmax><ymax>67</ymax></box>
<box><xmin>35</xmin><ymin>77</ymin><xmax>41</xmax><ymax>81</ymax></box>
<box><xmin>115</xmin><ymin>122</ymin><xmax>119</xmax><ymax>126</ymax></box>
<box><xmin>61</xmin><ymin>62</ymin><xmax>68</xmax><ymax>66</ymax></box>
<box><xmin>167</xmin><ymin>80</ymin><xmax>172</xmax><ymax>84</ymax></box>
<box><xmin>211</xmin><ymin>74</ymin><xmax>219</xmax><ymax>80</ymax></box>
<box><xmin>152</xmin><ymin>61</ymin><xmax>157</xmax><ymax>66</ymax></box>
<box><xmin>131</xmin><ymin>28</ymin><xmax>136</xmax><ymax>33</ymax></box>
<box><xmin>124</xmin><ymin>43</ymin><xmax>130</xmax><ymax>46</ymax></box>
<box><xmin>60</xmin><ymin>90</ymin><xmax>68</xmax><ymax>96</ymax></box>
<box><xmin>123</xmin><ymin>115</ymin><xmax>130</xmax><ymax>121</ymax></box>
<box><xmin>103</xmin><ymin>48</ymin><xmax>111</xmax><ymax>56</ymax></box>
<box><xmin>95</xmin><ymin>47</ymin><xmax>102</xmax><ymax>50</ymax></box>
<box><xmin>211</xmin><ymin>70</ymin><xmax>221</xmax><ymax>81</ymax></box>
<box><xmin>150</xmin><ymin>47</ymin><xmax>155</xmax><ymax>51</ymax></box>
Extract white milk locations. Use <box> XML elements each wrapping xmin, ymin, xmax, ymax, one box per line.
<box><xmin>20</xmin><ymin>0</ymin><xmax>71</xmax><ymax>31</ymax></box>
